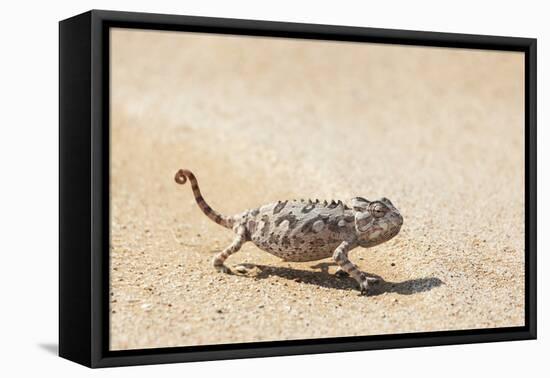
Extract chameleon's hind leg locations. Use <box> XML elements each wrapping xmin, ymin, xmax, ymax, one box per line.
<box><xmin>212</xmin><ymin>226</ymin><xmax>246</xmax><ymax>274</ymax></box>
<box><xmin>333</xmin><ymin>241</ymin><xmax>373</xmax><ymax>295</ymax></box>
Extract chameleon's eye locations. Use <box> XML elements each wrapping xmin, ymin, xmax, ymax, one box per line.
<box><xmin>372</xmin><ymin>203</ymin><xmax>386</xmax><ymax>218</ymax></box>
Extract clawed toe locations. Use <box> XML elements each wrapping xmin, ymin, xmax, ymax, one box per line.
<box><xmin>366</xmin><ymin>276</ymin><xmax>380</xmax><ymax>284</ymax></box>
<box><xmin>359</xmin><ymin>282</ymin><xmax>370</xmax><ymax>296</ymax></box>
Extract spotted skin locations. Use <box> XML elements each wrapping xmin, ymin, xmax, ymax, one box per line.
<box><xmin>175</xmin><ymin>169</ymin><xmax>404</xmax><ymax>295</ymax></box>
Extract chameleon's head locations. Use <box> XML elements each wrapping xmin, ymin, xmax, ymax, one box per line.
<box><xmin>349</xmin><ymin>197</ymin><xmax>403</xmax><ymax>248</ymax></box>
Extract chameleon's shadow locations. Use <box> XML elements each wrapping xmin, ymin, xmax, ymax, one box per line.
<box><xmin>238</xmin><ymin>262</ymin><xmax>443</xmax><ymax>296</ymax></box>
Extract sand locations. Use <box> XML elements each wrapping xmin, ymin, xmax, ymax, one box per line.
<box><xmin>109</xmin><ymin>28</ymin><xmax>525</xmax><ymax>350</ymax></box>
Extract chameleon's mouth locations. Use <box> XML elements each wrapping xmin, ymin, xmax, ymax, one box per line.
<box><xmin>393</xmin><ymin>213</ymin><xmax>404</xmax><ymax>227</ymax></box>
<box><xmin>368</xmin><ymin>226</ymin><xmax>384</xmax><ymax>239</ymax></box>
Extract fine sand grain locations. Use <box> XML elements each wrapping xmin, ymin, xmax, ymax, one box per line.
<box><xmin>109</xmin><ymin>29</ymin><xmax>525</xmax><ymax>350</ymax></box>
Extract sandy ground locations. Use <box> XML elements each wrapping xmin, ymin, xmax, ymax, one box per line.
<box><xmin>109</xmin><ymin>29</ymin><xmax>525</xmax><ymax>350</ymax></box>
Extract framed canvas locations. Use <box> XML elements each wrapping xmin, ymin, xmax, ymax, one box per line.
<box><xmin>59</xmin><ymin>10</ymin><xmax>537</xmax><ymax>368</ymax></box>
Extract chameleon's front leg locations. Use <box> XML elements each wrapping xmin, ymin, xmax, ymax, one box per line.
<box><xmin>332</xmin><ymin>240</ymin><xmax>371</xmax><ymax>295</ymax></box>
<box><xmin>212</xmin><ymin>225</ymin><xmax>247</xmax><ymax>274</ymax></box>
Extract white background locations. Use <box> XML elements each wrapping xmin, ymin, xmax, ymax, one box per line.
<box><xmin>0</xmin><ymin>0</ymin><xmax>546</xmax><ymax>376</ymax></box>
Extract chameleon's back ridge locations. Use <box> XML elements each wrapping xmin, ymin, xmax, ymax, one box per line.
<box><xmin>175</xmin><ymin>169</ymin><xmax>403</xmax><ymax>295</ymax></box>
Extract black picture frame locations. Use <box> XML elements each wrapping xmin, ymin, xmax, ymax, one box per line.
<box><xmin>59</xmin><ymin>9</ymin><xmax>537</xmax><ymax>368</ymax></box>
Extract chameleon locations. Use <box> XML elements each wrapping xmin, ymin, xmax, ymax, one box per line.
<box><xmin>174</xmin><ymin>169</ymin><xmax>403</xmax><ymax>295</ymax></box>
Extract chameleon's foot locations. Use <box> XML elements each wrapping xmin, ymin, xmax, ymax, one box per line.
<box><xmin>356</xmin><ymin>272</ymin><xmax>375</xmax><ymax>295</ymax></box>
<box><xmin>214</xmin><ymin>264</ymin><xmax>232</xmax><ymax>274</ymax></box>
<box><xmin>335</xmin><ymin>268</ymin><xmax>349</xmax><ymax>278</ymax></box>
<box><xmin>359</xmin><ymin>280</ymin><xmax>370</xmax><ymax>296</ymax></box>
<box><xmin>366</xmin><ymin>276</ymin><xmax>380</xmax><ymax>284</ymax></box>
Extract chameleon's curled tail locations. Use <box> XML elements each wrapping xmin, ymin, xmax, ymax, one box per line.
<box><xmin>174</xmin><ymin>169</ymin><xmax>234</xmax><ymax>229</ymax></box>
